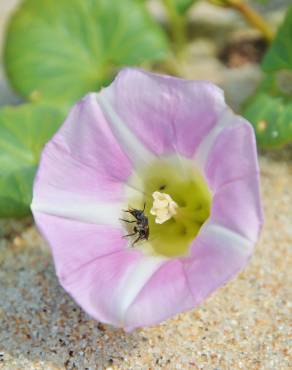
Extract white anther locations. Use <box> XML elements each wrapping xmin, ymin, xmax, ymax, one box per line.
<box><xmin>150</xmin><ymin>191</ymin><xmax>178</xmax><ymax>224</ymax></box>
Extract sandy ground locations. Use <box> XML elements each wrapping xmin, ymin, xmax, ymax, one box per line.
<box><xmin>0</xmin><ymin>151</ymin><xmax>291</xmax><ymax>370</ymax></box>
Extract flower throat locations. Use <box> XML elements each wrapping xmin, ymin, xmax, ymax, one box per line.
<box><xmin>125</xmin><ymin>159</ymin><xmax>212</xmax><ymax>257</ymax></box>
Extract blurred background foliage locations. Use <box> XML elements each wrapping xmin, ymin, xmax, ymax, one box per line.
<box><xmin>0</xmin><ymin>0</ymin><xmax>291</xmax><ymax>218</ymax></box>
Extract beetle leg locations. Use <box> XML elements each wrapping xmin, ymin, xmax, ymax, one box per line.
<box><xmin>122</xmin><ymin>231</ymin><xmax>137</xmax><ymax>238</ymax></box>
<box><xmin>123</xmin><ymin>206</ymin><xmax>134</xmax><ymax>213</ymax></box>
<box><xmin>119</xmin><ymin>218</ymin><xmax>136</xmax><ymax>223</ymax></box>
<box><xmin>132</xmin><ymin>234</ymin><xmax>142</xmax><ymax>246</ymax></box>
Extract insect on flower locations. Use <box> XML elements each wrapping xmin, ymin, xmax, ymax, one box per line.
<box><xmin>121</xmin><ymin>203</ymin><xmax>149</xmax><ymax>246</ymax></box>
<box><xmin>31</xmin><ymin>68</ymin><xmax>263</xmax><ymax>331</ymax></box>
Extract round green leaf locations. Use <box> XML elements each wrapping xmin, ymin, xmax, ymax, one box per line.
<box><xmin>243</xmin><ymin>92</ymin><xmax>292</xmax><ymax>149</ymax></box>
<box><xmin>0</xmin><ymin>104</ymin><xmax>65</xmax><ymax>217</ymax></box>
<box><xmin>4</xmin><ymin>0</ymin><xmax>169</xmax><ymax>105</ymax></box>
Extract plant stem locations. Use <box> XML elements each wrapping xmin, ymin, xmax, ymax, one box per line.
<box><xmin>229</xmin><ymin>0</ymin><xmax>273</xmax><ymax>42</ymax></box>
<box><xmin>162</xmin><ymin>0</ymin><xmax>187</xmax><ymax>59</ymax></box>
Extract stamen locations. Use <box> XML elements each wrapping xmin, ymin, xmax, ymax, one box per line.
<box><xmin>150</xmin><ymin>191</ymin><xmax>178</xmax><ymax>224</ymax></box>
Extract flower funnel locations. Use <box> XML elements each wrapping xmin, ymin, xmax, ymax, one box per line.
<box><xmin>31</xmin><ymin>68</ymin><xmax>263</xmax><ymax>331</ymax></box>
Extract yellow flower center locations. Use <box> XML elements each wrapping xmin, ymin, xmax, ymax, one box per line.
<box><xmin>124</xmin><ymin>157</ymin><xmax>212</xmax><ymax>258</ymax></box>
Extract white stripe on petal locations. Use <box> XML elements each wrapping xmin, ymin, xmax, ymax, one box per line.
<box><xmin>194</xmin><ymin>108</ymin><xmax>235</xmax><ymax>171</ymax></box>
<box><xmin>96</xmin><ymin>91</ymin><xmax>156</xmax><ymax>169</ymax></box>
<box><xmin>201</xmin><ymin>222</ymin><xmax>253</xmax><ymax>253</ymax></box>
<box><xmin>31</xmin><ymin>193</ymin><xmax>122</xmax><ymax>226</ymax></box>
<box><xmin>114</xmin><ymin>255</ymin><xmax>166</xmax><ymax>323</ymax></box>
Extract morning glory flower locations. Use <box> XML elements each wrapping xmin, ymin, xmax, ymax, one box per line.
<box><xmin>31</xmin><ymin>68</ymin><xmax>263</xmax><ymax>331</ymax></box>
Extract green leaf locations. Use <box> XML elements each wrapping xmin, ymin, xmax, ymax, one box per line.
<box><xmin>4</xmin><ymin>0</ymin><xmax>169</xmax><ymax>105</ymax></box>
<box><xmin>243</xmin><ymin>91</ymin><xmax>292</xmax><ymax>149</ymax></box>
<box><xmin>173</xmin><ymin>0</ymin><xmax>196</xmax><ymax>14</ymax></box>
<box><xmin>242</xmin><ymin>6</ymin><xmax>292</xmax><ymax>149</ymax></box>
<box><xmin>0</xmin><ymin>104</ymin><xmax>65</xmax><ymax>217</ymax></box>
<box><xmin>262</xmin><ymin>6</ymin><xmax>292</xmax><ymax>72</ymax></box>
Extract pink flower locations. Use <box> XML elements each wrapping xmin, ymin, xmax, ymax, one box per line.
<box><xmin>31</xmin><ymin>68</ymin><xmax>263</xmax><ymax>331</ymax></box>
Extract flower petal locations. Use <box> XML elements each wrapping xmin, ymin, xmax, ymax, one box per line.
<box><xmin>56</xmin><ymin>248</ymin><xmax>165</xmax><ymax>327</ymax></box>
<box><xmin>194</xmin><ymin>112</ymin><xmax>263</xmax><ymax>242</ymax></box>
<box><xmin>97</xmin><ymin>91</ymin><xmax>156</xmax><ymax>169</ymax></box>
<box><xmin>202</xmin><ymin>115</ymin><xmax>260</xmax><ymax>190</ymax></box>
<box><xmin>60</xmin><ymin>250</ymin><xmax>143</xmax><ymax>326</ymax></box>
<box><xmin>55</xmin><ymin>93</ymin><xmax>132</xmax><ymax>182</ymax></box>
<box><xmin>33</xmin><ymin>212</ymin><xmax>125</xmax><ymax>279</ymax></box>
<box><xmin>32</xmin><ymin>183</ymin><xmax>122</xmax><ymax>226</ymax></box>
<box><xmin>124</xmin><ymin>218</ymin><xmax>254</xmax><ymax>330</ymax></box>
<box><xmin>99</xmin><ymin>68</ymin><xmax>227</xmax><ymax>158</ymax></box>
<box><xmin>194</xmin><ymin>108</ymin><xmax>235</xmax><ymax>170</ymax></box>
<box><xmin>34</xmin><ymin>209</ymin><xmax>148</xmax><ymax>326</ymax></box>
<box><xmin>185</xmin><ymin>222</ymin><xmax>252</xmax><ymax>304</ymax></box>
<box><xmin>124</xmin><ymin>259</ymin><xmax>194</xmax><ymax>331</ymax></box>
<box><xmin>34</xmin><ymin>209</ymin><xmax>166</xmax><ymax>328</ymax></box>
<box><xmin>32</xmin><ymin>93</ymin><xmax>132</xmax><ymax>224</ymax></box>
<box><xmin>210</xmin><ymin>174</ymin><xmax>263</xmax><ymax>242</ymax></box>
